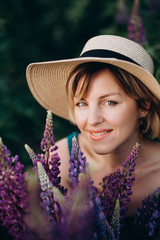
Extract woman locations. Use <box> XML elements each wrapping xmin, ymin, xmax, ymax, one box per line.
<box><xmin>26</xmin><ymin>35</ymin><xmax>160</xmax><ymax>217</ymax></box>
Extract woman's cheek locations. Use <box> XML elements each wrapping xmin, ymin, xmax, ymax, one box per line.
<box><xmin>74</xmin><ymin>109</ymin><xmax>87</xmax><ymax>128</ymax></box>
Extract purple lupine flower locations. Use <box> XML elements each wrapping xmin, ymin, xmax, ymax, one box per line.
<box><xmin>120</xmin><ymin>143</ymin><xmax>139</xmax><ymax>218</ymax></box>
<box><xmin>45</xmin><ymin>149</ymin><xmax>67</xmax><ymax>195</ymax></box>
<box><xmin>135</xmin><ymin>187</ymin><xmax>160</xmax><ymax>239</ymax></box>
<box><xmin>128</xmin><ymin>0</ymin><xmax>146</xmax><ymax>46</ymax></box>
<box><xmin>40</xmin><ymin>190</ymin><xmax>58</xmax><ymax>223</ymax></box>
<box><xmin>0</xmin><ymin>138</ymin><xmax>28</xmax><ymax>240</ymax></box>
<box><xmin>37</xmin><ymin>162</ymin><xmax>53</xmax><ymax>191</ymax></box>
<box><xmin>25</xmin><ymin>144</ymin><xmax>43</xmax><ymax>167</ymax></box>
<box><xmin>39</xmin><ymin>110</ymin><xmax>61</xmax><ymax>186</ymax></box>
<box><xmin>98</xmin><ymin>170</ymin><xmax>121</xmax><ymax>223</ymax></box>
<box><xmin>49</xmin><ymin>173</ymin><xmax>108</xmax><ymax>240</ymax></box>
<box><xmin>40</xmin><ymin>110</ymin><xmax>67</xmax><ymax>195</ymax></box>
<box><xmin>89</xmin><ymin>188</ymin><xmax>107</xmax><ymax>240</ymax></box>
<box><xmin>116</xmin><ymin>0</ymin><xmax>129</xmax><ymax>24</ymax></box>
<box><xmin>25</xmin><ymin>110</ymin><xmax>67</xmax><ymax>195</ymax></box>
<box><xmin>98</xmin><ymin>143</ymin><xmax>139</xmax><ymax>224</ymax></box>
<box><xmin>43</xmin><ymin>174</ymin><xmax>93</xmax><ymax>240</ymax></box>
<box><xmin>40</xmin><ymin>110</ymin><xmax>54</xmax><ymax>152</ymax></box>
<box><xmin>66</xmin><ymin>173</ymin><xmax>106</xmax><ymax>240</ymax></box>
<box><xmin>37</xmin><ymin>162</ymin><xmax>61</xmax><ymax>225</ymax></box>
<box><xmin>68</xmin><ymin>136</ymin><xmax>88</xmax><ymax>188</ymax></box>
<box><xmin>78</xmin><ymin>171</ymin><xmax>108</xmax><ymax>240</ymax></box>
<box><xmin>148</xmin><ymin>210</ymin><xmax>160</xmax><ymax>237</ymax></box>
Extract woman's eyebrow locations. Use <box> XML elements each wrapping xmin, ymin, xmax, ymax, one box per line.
<box><xmin>99</xmin><ymin>93</ymin><xmax>121</xmax><ymax>99</ymax></box>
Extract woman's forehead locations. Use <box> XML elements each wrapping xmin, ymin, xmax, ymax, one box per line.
<box><xmin>74</xmin><ymin>68</ymin><xmax>119</xmax><ymax>97</ymax></box>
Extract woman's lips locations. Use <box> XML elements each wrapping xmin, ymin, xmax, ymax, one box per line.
<box><xmin>88</xmin><ymin>129</ymin><xmax>113</xmax><ymax>140</ymax></box>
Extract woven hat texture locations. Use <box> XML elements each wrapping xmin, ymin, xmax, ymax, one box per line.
<box><xmin>26</xmin><ymin>35</ymin><xmax>160</xmax><ymax>121</ymax></box>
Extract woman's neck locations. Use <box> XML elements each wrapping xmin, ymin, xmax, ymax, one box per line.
<box><xmin>79</xmin><ymin>132</ymin><xmax>141</xmax><ymax>172</ymax></box>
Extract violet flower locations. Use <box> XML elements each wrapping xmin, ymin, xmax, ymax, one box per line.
<box><xmin>68</xmin><ymin>136</ymin><xmax>88</xmax><ymax>188</ymax></box>
<box><xmin>49</xmin><ymin>172</ymin><xmax>108</xmax><ymax>240</ymax></box>
<box><xmin>128</xmin><ymin>0</ymin><xmax>146</xmax><ymax>46</ymax></box>
<box><xmin>37</xmin><ymin>161</ymin><xmax>53</xmax><ymax>191</ymax></box>
<box><xmin>40</xmin><ymin>110</ymin><xmax>55</xmax><ymax>152</ymax></box>
<box><xmin>135</xmin><ymin>187</ymin><xmax>160</xmax><ymax>239</ymax></box>
<box><xmin>0</xmin><ymin>138</ymin><xmax>28</xmax><ymax>240</ymax></box>
<box><xmin>98</xmin><ymin>143</ymin><xmax>139</xmax><ymax>224</ymax></box>
<box><xmin>37</xmin><ymin>161</ymin><xmax>63</xmax><ymax>226</ymax></box>
<box><xmin>40</xmin><ymin>110</ymin><xmax>67</xmax><ymax>194</ymax></box>
<box><xmin>120</xmin><ymin>143</ymin><xmax>139</xmax><ymax>218</ymax></box>
<box><xmin>87</xmin><ymin>180</ymin><xmax>107</xmax><ymax>239</ymax></box>
<box><xmin>25</xmin><ymin>110</ymin><xmax>67</xmax><ymax>195</ymax></box>
<box><xmin>98</xmin><ymin>170</ymin><xmax>121</xmax><ymax>223</ymax></box>
<box><xmin>25</xmin><ymin>144</ymin><xmax>42</xmax><ymax>167</ymax></box>
<box><xmin>68</xmin><ymin>173</ymin><xmax>106</xmax><ymax>240</ymax></box>
<box><xmin>45</xmin><ymin>149</ymin><xmax>67</xmax><ymax>195</ymax></box>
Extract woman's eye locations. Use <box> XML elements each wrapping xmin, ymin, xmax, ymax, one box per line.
<box><xmin>105</xmin><ymin>101</ymin><xmax>117</xmax><ymax>106</ymax></box>
<box><xmin>76</xmin><ymin>102</ymin><xmax>87</xmax><ymax>107</ymax></box>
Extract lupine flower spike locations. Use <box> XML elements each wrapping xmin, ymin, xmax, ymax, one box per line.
<box><xmin>0</xmin><ymin>138</ymin><xmax>28</xmax><ymax>240</ymax></box>
<box><xmin>120</xmin><ymin>143</ymin><xmax>140</xmax><ymax>219</ymax></box>
<box><xmin>98</xmin><ymin>143</ymin><xmax>140</xmax><ymax>224</ymax></box>
<box><xmin>87</xmin><ymin>183</ymin><xmax>107</xmax><ymax>239</ymax></box>
<box><xmin>68</xmin><ymin>172</ymin><xmax>107</xmax><ymax>240</ymax></box>
<box><xmin>41</xmin><ymin>110</ymin><xmax>67</xmax><ymax>194</ymax></box>
<box><xmin>37</xmin><ymin>161</ymin><xmax>61</xmax><ymax>224</ymax></box>
<box><xmin>128</xmin><ymin>0</ymin><xmax>146</xmax><ymax>46</ymax></box>
<box><xmin>24</xmin><ymin>144</ymin><xmax>41</xmax><ymax>167</ymax></box>
<box><xmin>25</xmin><ymin>110</ymin><xmax>67</xmax><ymax>195</ymax></box>
<box><xmin>135</xmin><ymin>187</ymin><xmax>160</xmax><ymax>239</ymax></box>
<box><xmin>37</xmin><ymin>162</ymin><xmax>53</xmax><ymax>191</ymax></box>
<box><xmin>68</xmin><ymin>136</ymin><xmax>88</xmax><ymax>188</ymax></box>
<box><xmin>41</xmin><ymin>110</ymin><xmax>55</xmax><ymax>152</ymax></box>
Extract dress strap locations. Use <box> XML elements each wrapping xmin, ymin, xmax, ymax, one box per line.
<box><xmin>67</xmin><ymin>132</ymin><xmax>79</xmax><ymax>156</ymax></box>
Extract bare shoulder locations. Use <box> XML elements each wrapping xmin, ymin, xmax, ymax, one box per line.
<box><xmin>56</xmin><ymin>137</ymin><xmax>70</xmax><ymax>159</ymax></box>
<box><xmin>147</xmin><ymin>140</ymin><xmax>160</xmax><ymax>159</ymax></box>
<box><xmin>141</xmin><ymin>139</ymin><xmax>160</xmax><ymax>172</ymax></box>
<box><xmin>152</xmin><ymin>140</ymin><xmax>160</xmax><ymax>163</ymax></box>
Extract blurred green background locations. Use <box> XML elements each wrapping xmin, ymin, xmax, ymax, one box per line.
<box><xmin>0</xmin><ymin>0</ymin><xmax>160</xmax><ymax>167</ymax></box>
<box><xmin>0</xmin><ymin>0</ymin><xmax>160</xmax><ymax>238</ymax></box>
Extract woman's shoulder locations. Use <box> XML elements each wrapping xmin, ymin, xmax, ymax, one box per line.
<box><xmin>140</xmin><ymin>139</ymin><xmax>160</xmax><ymax>179</ymax></box>
<box><xmin>147</xmin><ymin>139</ymin><xmax>160</xmax><ymax>157</ymax></box>
<box><xmin>141</xmin><ymin>139</ymin><xmax>160</xmax><ymax>166</ymax></box>
<box><xmin>143</xmin><ymin>138</ymin><xmax>160</xmax><ymax>155</ymax></box>
<box><xmin>55</xmin><ymin>137</ymin><xmax>70</xmax><ymax>166</ymax></box>
<box><xmin>56</xmin><ymin>136</ymin><xmax>69</xmax><ymax>150</ymax></box>
<box><xmin>55</xmin><ymin>132</ymin><xmax>79</xmax><ymax>154</ymax></box>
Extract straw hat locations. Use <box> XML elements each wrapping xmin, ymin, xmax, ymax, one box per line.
<box><xmin>26</xmin><ymin>35</ymin><xmax>160</xmax><ymax>121</ymax></box>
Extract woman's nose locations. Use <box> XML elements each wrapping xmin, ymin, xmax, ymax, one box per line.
<box><xmin>87</xmin><ymin>106</ymin><xmax>104</xmax><ymax>126</ymax></box>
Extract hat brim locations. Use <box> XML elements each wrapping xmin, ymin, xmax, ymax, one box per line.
<box><xmin>26</xmin><ymin>57</ymin><xmax>160</xmax><ymax>121</ymax></box>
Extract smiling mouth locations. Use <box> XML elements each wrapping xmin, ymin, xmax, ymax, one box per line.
<box><xmin>91</xmin><ymin>130</ymin><xmax>112</xmax><ymax>136</ymax></box>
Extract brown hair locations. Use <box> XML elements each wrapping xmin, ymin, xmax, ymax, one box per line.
<box><xmin>66</xmin><ymin>62</ymin><xmax>160</xmax><ymax>139</ymax></box>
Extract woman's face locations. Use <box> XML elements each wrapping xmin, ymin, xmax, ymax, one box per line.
<box><xmin>73</xmin><ymin>69</ymin><xmax>143</xmax><ymax>155</ymax></box>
